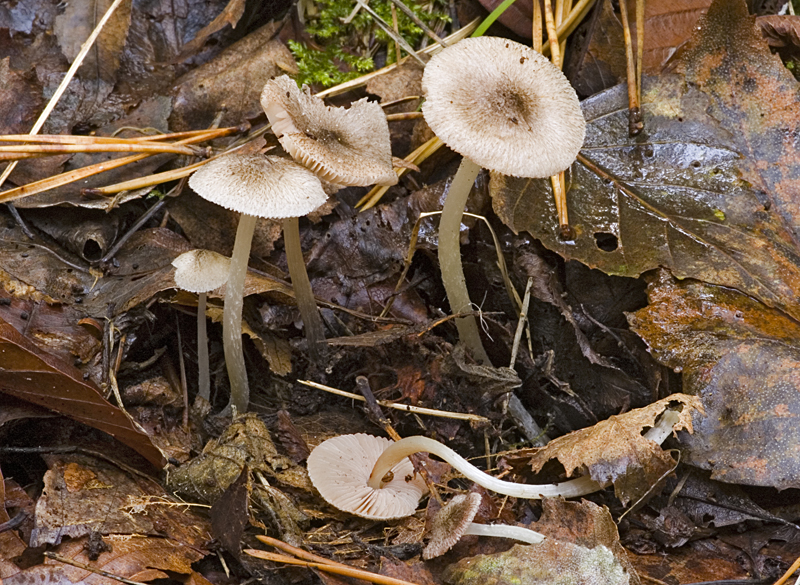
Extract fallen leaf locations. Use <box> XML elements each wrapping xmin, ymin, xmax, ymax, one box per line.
<box><xmin>517</xmin><ymin>394</ymin><xmax>702</xmax><ymax>505</ymax></box>
<box><xmin>174</xmin><ymin>0</ymin><xmax>246</xmax><ymax>62</ymax></box>
<box><xmin>31</xmin><ymin>453</ymin><xmax>210</xmax><ymax>547</ymax></box>
<box><xmin>0</xmin><ymin>323</ymin><xmax>165</xmax><ymax>468</ymax></box>
<box><xmin>210</xmin><ymin>465</ymin><xmax>249</xmax><ymax>558</ymax></box>
<box><xmin>629</xmin><ymin>271</ymin><xmax>800</xmax><ymax>488</ymax></box>
<box><xmin>171</xmin><ymin>21</ymin><xmax>298</xmax><ymax>131</ymax></box>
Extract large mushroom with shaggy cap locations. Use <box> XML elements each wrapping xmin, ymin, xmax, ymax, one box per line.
<box><xmin>421</xmin><ymin>36</ymin><xmax>586</xmax><ymax>364</ymax></box>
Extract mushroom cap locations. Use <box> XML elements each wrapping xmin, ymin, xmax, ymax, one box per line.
<box><xmin>422</xmin><ymin>37</ymin><xmax>586</xmax><ymax>178</ymax></box>
<box><xmin>307</xmin><ymin>433</ymin><xmax>428</xmax><ymax>520</ymax></box>
<box><xmin>423</xmin><ymin>493</ymin><xmax>482</xmax><ymax>559</ymax></box>
<box><xmin>188</xmin><ymin>153</ymin><xmax>328</xmax><ymax>219</ymax></box>
<box><xmin>172</xmin><ymin>249</ymin><xmax>231</xmax><ymax>293</ymax></box>
<box><xmin>260</xmin><ymin>76</ymin><xmax>398</xmax><ymax>187</ymax></box>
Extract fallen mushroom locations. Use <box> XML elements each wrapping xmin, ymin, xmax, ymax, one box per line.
<box><xmin>306</xmin><ymin>433</ymin><xmax>428</xmax><ymax>520</ymax></box>
<box><xmin>172</xmin><ymin>249</ymin><xmax>231</xmax><ymax>402</ymax></box>
<box><xmin>189</xmin><ymin>153</ymin><xmax>328</xmax><ymax>415</ymax></box>
<box><xmin>421</xmin><ymin>37</ymin><xmax>586</xmax><ymax>364</ymax></box>
<box><xmin>424</xmin><ymin>493</ymin><xmax>545</xmax><ymax>559</ymax></box>
<box><xmin>308</xmin><ymin>409</ymin><xmax>681</xmax><ymax>520</ymax></box>
<box><xmin>260</xmin><ymin>75</ymin><xmax>398</xmax><ymax>188</ymax></box>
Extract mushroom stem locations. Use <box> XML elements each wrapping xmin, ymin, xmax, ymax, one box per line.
<box><xmin>463</xmin><ymin>523</ymin><xmax>545</xmax><ymax>545</ymax></box>
<box><xmin>224</xmin><ymin>213</ymin><xmax>256</xmax><ymax>416</ymax></box>
<box><xmin>197</xmin><ymin>292</ymin><xmax>210</xmax><ymax>402</ymax></box>
<box><xmin>367</xmin><ymin>435</ymin><xmax>601</xmax><ymax>498</ymax></box>
<box><xmin>282</xmin><ymin>216</ymin><xmax>326</xmax><ymax>362</ymax></box>
<box><xmin>438</xmin><ymin>157</ymin><xmax>491</xmax><ymax>365</ymax></box>
<box><xmin>368</xmin><ymin>410</ymin><xmax>681</xmax><ymax>498</ymax></box>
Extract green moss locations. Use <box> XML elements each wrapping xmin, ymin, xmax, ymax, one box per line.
<box><xmin>291</xmin><ymin>0</ymin><xmax>450</xmax><ymax>87</ymax></box>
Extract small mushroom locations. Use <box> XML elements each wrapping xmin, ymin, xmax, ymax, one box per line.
<box><xmin>260</xmin><ymin>75</ymin><xmax>398</xmax><ymax>187</ymax></box>
<box><xmin>424</xmin><ymin>493</ymin><xmax>546</xmax><ymax>559</ymax></box>
<box><xmin>172</xmin><ymin>249</ymin><xmax>231</xmax><ymax>402</ymax></box>
<box><xmin>306</xmin><ymin>433</ymin><xmax>428</xmax><ymax>520</ymax></box>
<box><xmin>189</xmin><ymin>153</ymin><xmax>328</xmax><ymax>415</ymax></box>
<box><xmin>421</xmin><ymin>37</ymin><xmax>586</xmax><ymax>364</ymax></box>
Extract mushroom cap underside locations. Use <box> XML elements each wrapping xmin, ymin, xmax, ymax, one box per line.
<box><xmin>261</xmin><ymin>76</ymin><xmax>398</xmax><ymax>187</ymax></box>
<box><xmin>307</xmin><ymin>433</ymin><xmax>428</xmax><ymax>520</ymax></box>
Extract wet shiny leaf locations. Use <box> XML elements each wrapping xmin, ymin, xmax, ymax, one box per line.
<box><xmin>492</xmin><ymin>0</ymin><xmax>800</xmax><ymax>322</ymax></box>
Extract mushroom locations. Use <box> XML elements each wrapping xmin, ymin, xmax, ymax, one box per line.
<box><xmin>421</xmin><ymin>37</ymin><xmax>586</xmax><ymax>364</ymax></box>
<box><xmin>260</xmin><ymin>75</ymin><xmax>398</xmax><ymax>188</ymax></box>
<box><xmin>172</xmin><ymin>249</ymin><xmax>231</xmax><ymax>402</ymax></box>
<box><xmin>306</xmin><ymin>433</ymin><xmax>428</xmax><ymax>520</ymax></box>
<box><xmin>423</xmin><ymin>493</ymin><xmax>545</xmax><ymax>559</ymax></box>
<box><xmin>188</xmin><ymin>153</ymin><xmax>328</xmax><ymax>415</ymax></box>
<box><xmin>308</xmin><ymin>410</ymin><xmax>680</xmax><ymax>520</ymax></box>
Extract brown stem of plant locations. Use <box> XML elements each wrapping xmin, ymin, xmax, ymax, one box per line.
<box><xmin>619</xmin><ymin>0</ymin><xmax>643</xmax><ymax>135</ymax></box>
<box><xmin>244</xmin><ymin>549</ymin><xmax>420</xmax><ymax>585</ymax></box>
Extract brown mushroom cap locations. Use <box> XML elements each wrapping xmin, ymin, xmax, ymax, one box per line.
<box><xmin>422</xmin><ymin>37</ymin><xmax>586</xmax><ymax>178</ymax></box>
<box><xmin>172</xmin><ymin>249</ymin><xmax>231</xmax><ymax>293</ymax></box>
<box><xmin>423</xmin><ymin>493</ymin><xmax>482</xmax><ymax>559</ymax></box>
<box><xmin>307</xmin><ymin>434</ymin><xmax>428</xmax><ymax>520</ymax></box>
<box><xmin>188</xmin><ymin>153</ymin><xmax>328</xmax><ymax>219</ymax></box>
<box><xmin>260</xmin><ymin>75</ymin><xmax>398</xmax><ymax>187</ymax></box>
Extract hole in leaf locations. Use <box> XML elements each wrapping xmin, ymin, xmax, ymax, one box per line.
<box><xmin>593</xmin><ymin>232</ymin><xmax>618</xmax><ymax>252</ymax></box>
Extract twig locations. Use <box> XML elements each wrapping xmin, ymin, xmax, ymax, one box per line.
<box><xmin>509</xmin><ymin>277</ymin><xmax>533</xmax><ymax>369</ymax></box>
<box><xmin>244</xmin><ymin>549</ymin><xmax>420</xmax><ymax>585</ymax></box>
<box><xmin>773</xmin><ymin>555</ymin><xmax>800</xmax><ymax>585</ymax></box>
<box><xmin>354</xmin><ymin>0</ymin><xmax>425</xmax><ymax>65</ymax></box>
<box><xmin>298</xmin><ymin>379</ymin><xmax>490</xmax><ymax>423</ymax></box>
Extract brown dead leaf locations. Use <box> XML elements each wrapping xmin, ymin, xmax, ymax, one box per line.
<box><xmin>758</xmin><ymin>14</ymin><xmax>800</xmax><ymax>48</ymax></box>
<box><xmin>174</xmin><ymin>0</ymin><xmax>246</xmax><ymax>62</ymax></box>
<box><xmin>53</xmin><ymin>0</ymin><xmax>132</xmax><ymax>85</ymax></box>
<box><xmin>167</xmin><ymin>414</ymin><xmax>306</xmax><ymax>503</ymax></box>
<box><xmin>44</xmin><ymin>533</ymin><xmax>204</xmax><ymax>584</ymax></box>
<box><xmin>521</xmin><ymin>394</ymin><xmax>702</xmax><ymax>505</ymax></box>
<box><xmin>0</xmin><ymin>323</ymin><xmax>165</xmax><ymax>468</ymax></box>
<box><xmin>31</xmin><ymin>453</ymin><xmax>210</xmax><ymax>548</ymax></box>
<box><xmin>0</xmin><ymin>57</ymin><xmax>42</xmax><ymax>135</ymax></box>
<box><xmin>171</xmin><ymin>21</ymin><xmax>297</xmax><ymax>131</ymax></box>
<box><xmin>629</xmin><ymin>272</ymin><xmax>800</xmax><ymax>489</ymax></box>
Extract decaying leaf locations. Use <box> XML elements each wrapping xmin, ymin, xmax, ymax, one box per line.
<box><xmin>0</xmin><ymin>323</ymin><xmax>165</xmax><ymax>468</ymax></box>
<box><xmin>171</xmin><ymin>21</ymin><xmax>298</xmax><ymax>131</ymax></box>
<box><xmin>444</xmin><ymin>499</ymin><xmax>639</xmax><ymax>585</ymax></box>
<box><xmin>443</xmin><ymin>540</ymin><xmax>629</xmax><ymax>585</ymax></box>
<box><xmin>519</xmin><ymin>394</ymin><xmax>702</xmax><ymax>504</ymax></box>
<box><xmin>492</xmin><ymin>0</ymin><xmax>800</xmax><ymax>323</ymax></box>
<box><xmin>629</xmin><ymin>272</ymin><xmax>800</xmax><ymax>489</ymax></box>
<box><xmin>167</xmin><ymin>414</ymin><xmax>308</xmax><ymax>503</ymax></box>
<box><xmin>31</xmin><ymin>453</ymin><xmax>210</xmax><ymax>547</ymax></box>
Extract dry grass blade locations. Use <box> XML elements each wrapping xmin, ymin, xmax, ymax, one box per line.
<box><xmin>0</xmin><ymin>0</ymin><xmax>129</xmax><ymax>189</ymax></box>
<box><xmin>0</xmin><ymin>143</ymin><xmax>201</xmax><ymax>157</ymax></box>
<box><xmin>0</xmin><ymin>126</ymin><xmax>239</xmax><ymax>204</ymax></box>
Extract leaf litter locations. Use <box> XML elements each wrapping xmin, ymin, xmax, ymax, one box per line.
<box><xmin>2</xmin><ymin>0</ymin><xmax>800</xmax><ymax>583</ymax></box>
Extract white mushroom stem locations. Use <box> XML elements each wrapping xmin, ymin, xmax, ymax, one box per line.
<box><xmin>438</xmin><ymin>157</ymin><xmax>491</xmax><ymax>365</ymax></box>
<box><xmin>223</xmin><ymin>213</ymin><xmax>256</xmax><ymax>416</ymax></box>
<box><xmin>282</xmin><ymin>216</ymin><xmax>326</xmax><ymax>362</ymax></box>
<box><xmin>367</xmin><ymin>434</ymin><xmax>600</xmax><ymax>498</ymax></box>
<box><xmin>197</xmin><ymin>291</ymin><xmax>210</xmax><ymax>402</ymax></box>
<box><xmin>463</xmin><ymin>523</ymin><xmax>545</xmax><ymax>545</ymax></box>
<box><xmin>368</xmin><ymin>409</ymin><xmax>682</xmax><ymax>497</ymax></box>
